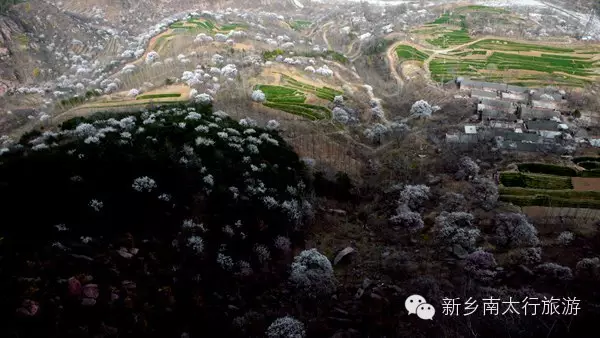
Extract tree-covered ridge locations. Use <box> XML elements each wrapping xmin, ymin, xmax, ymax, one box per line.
<box><xmin>0</xmin><ymin>103</ymin><xmax>315</xmax><ymax>336</ymax></box>
<box><xmin>0</xmin><ymin>0</ymin><xmax>23</xmax><ymax>14</ymax></box>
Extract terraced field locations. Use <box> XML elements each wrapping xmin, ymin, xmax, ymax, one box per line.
<box><xmin>395</xmin><ymin>45</ymin><xmax>430</xmax><ymax>62</ymax></box>
<box><xmin>421</xmin><ymin>11</ymin><xmax>471</xmax><ymax>48</ymax></box>
<box><xmin>290</xmin><ymin>20</ymin><xmax>312</xmax><ymax>31</ymax></box>
<box><xmin>401</xmin><ymin>5</ymin><xmax>600</xmax><ymax>87</ymax></box>
<box><xmin>498</xmin><ymin>161</ymin><xmax>600</xmax><ymax>210</ymax></box>
<box><xmin>168</xmin><ymin>18</ymin><xmax>247</xmax><ymax>33</ymax></box>
<box><xmin>255</xmin><ymin>75</ymin><xmax>343</xmax><ymax>121</ymax></box>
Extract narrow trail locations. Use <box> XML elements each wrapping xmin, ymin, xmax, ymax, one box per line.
<box><xmin>321</xmin><ymin>22</ymin><xmax>334</xmax><ymax>50</ymax></box>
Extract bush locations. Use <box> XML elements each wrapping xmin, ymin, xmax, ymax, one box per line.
<box><xmin>464</xmin><ymin>250</ymin><xmax>498</xmax><ymax>283</ymax></box>
<box><xmin>472</xmin><ymin>177</ymin><xmax>498</xmax><ymax>211</ymax></box>
<box><xmin>389</xmin><ymin>205</ymin><xmax>425</xmax><ymax>232</ymax></box>
<box><xmin>398</xmin><ymin>184</ymin><xmax>430</xmax><ymax>211</ymax></box>
<box><xmin>433</xmin><ymin>214</ymin><xmax>479</xmax><ymax>252</ymax></box>
<box><xmin>409</xmin><ymin>100</ymin><xmax>433</xmax><ymax>117</ymax></box>
<box><xmin>574</xmin><ymin>257</ymin><xmax>600</xmax><ymax>280</ymax></box>
<box><xmin>534</xmin><ymin>263</ymin><xmax>573</xmax><ymax>281</ymax></box>
<box><xmin>289</xmin><ymin>249</ymin><xmax>336</xmax><ymax>299</ymax></box>
<box><xmin>455</xmin><ymin>156</ymin><xmax>480</xmax><ymax>180</ymax></box>
<box><xmin>439</xmin><ymin>192</ymin><xmax>467</xmax><ymax>211</ymax></box>
<box><xmin>494</xmin><ymin>213</ymin><xmax>540</xmax><ymax>248</ymax></box>
<box><xmin>517</xmin><ymin>163</ymin><xmax>578</xmax><ymax>177</ymax></box>
<box><xmin>556</xmin><ymin>231</ymin><xmax>574</xmax><ymax>245</ymax></box>
<box><xmin>266</xmin><ymin>316</ymin><xmax>306</xmax><ymax>338</ymax></box>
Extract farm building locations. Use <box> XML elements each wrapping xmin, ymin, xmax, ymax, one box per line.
<box><xmin>532</xmin><ymin>99</ymin><xmax>558</xmax><ymax>110</ymax></box>
<box><xmin>489</xmin><ymin>121</ymin><xmax>524</xmax><ymax>130</ymax></box>
<box><xmin>519</xmin><ymin>105</ymin><xmax>561</xmax><ymax>120</ymax></box>
<box><xmin>481</xmin><ymin>108</ymin><xmax>517</xmax><ymax>122</ymax></box>
<box><xmin>525</xmin><ymin>120</ymin><xmax>560</xmax><ymax>131</ymax></box>
<box><xmin>458</xmin><ymin>78</ymin><xmax>529</xmax><ymax>93</ymax></box>
<box><xmin>531</xmin><ymin>92</ymin><xmax>563</xmax><ymax>101</ymax></box>
<box><xmin>446</xmin><ymin>133</ymin><xmax>480</xmax><ymax>144</ymax></box>
<box><xmin>479</xmin><ymin>97</ymin><xmax>515</xmax><ymax>111</ymax></box>
<box><xmin>460</xmin><ymin>79</ymin><xmax>507</xmax><ymax>92</ymax></box>
<box><xmin>506</xmin><ymin>84</ymin><xmax>528</xmax><ymax>93</ymax></box>
<box><xmin>471</xmin><ymin>89</ymin><xmax>498</xmax><ymax>99</ymax></box>
<box><xmin>501</xmin><ymin>92</ymin><xmax>528</xmax><ymax>103</ymax></box>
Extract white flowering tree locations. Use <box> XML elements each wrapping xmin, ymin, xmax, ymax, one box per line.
<box><xmin>289</xmin><ymin>248</ymin><xmax>336</xmax><ymax>299</ymax></box>
<box><xmin>266</xmin><ymin>316</ymin><xmax>306</xmax><ymax>338</ymax></box>
<box><xmin>410</xmin><ymin>100</ymin><xmax>433</xmax><ymax>117</ymax></box>
<box><xmin>494</xmin><ymin>213</ymin><xmax>540</xmax><ymax>248</ymax></box>
<box><xmin>251</xmin><ymin>89</ymin><xmax>266</xmax><ymax>102</ymax></box>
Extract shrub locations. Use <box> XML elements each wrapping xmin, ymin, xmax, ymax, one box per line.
<box><xmin>251</xmin><ymin>89</ymin><xmax>266</xmax><ymax>102</ymax></box>
<box><xmin>464</xmin><ymin>250</ymin><xmax>498</xmax><ymax>282</ymax></box>
<box><xmin>494</xmin><ymin>213</ymin><xmax>540</xmax><ymax>248</ymax></box>
<box><xmin>289</xmin><ymin>249</ymin><xmax>336</xmax><ymax>299</ymax></box>
<box><xmin>410</xmin><ymin>100</ymin><xmax>433</xmax><ymax>117</ymax></box>
<box><xmin>435</xmin><ymin>211</ymin><xmax>475</xmax><ymax>228</ymax></box>
<box><xmin>472</xmin><ymin>177</ymin><xmax>498</xmax><ymax>211</ymax></box>
<box><xmin>266</xmin><ymin>316</ymin><xmax>306</xmax><ymax>338</ymax></box>
<box><xmin>534</xmin><ymin>262</ymin><xmax>573</xmax><ymax>281</ymax></box>
<box><xmin>574</xmin><ymin>257</ymin><xmax>600</xmax><ymax>280</ymax></box>
<box><xmin>556</xmin><ymin>231</ymin><xmax>574</xmax><ymax>245</ymax></box>
<box><xmin>439</xmin><ymin>192</ymin><xmax>467</xmax><ymax>211</ymax></box>
<box><xmin>436</xmin><ymin>225</ymin><xmax>480</xmax><ymax>252</ymax></box>
<box><xmin>389</xmin><ymin>205</ymin><xmax>425</xmax><ymax>232</ymax></box>
<box><xmin>455</xmin><ymin>156</ymin><xmax>480</xmax><ymax>180</ymax></box>
<box><xmin>398</xmin><ymin>184</ymin><xmax>430</xmax><ymax>211</ymax></box>
<box><xmin>509</xmin><ymin>247</ymin><xmax>542</xmax><ymax>265</ymax></box>
<box><xmin>332</xmin><ymin>107</ymin><xmax>349</xmax><ymax>124</ymax></box>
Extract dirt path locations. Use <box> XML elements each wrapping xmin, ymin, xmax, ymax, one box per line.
<box><xmin>321</xmin><ymin>22</ymin><xmax>334</xmax><ymax>50</ymax></box>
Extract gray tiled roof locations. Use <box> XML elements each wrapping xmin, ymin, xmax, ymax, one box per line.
<box><xmin>526</xmin><ymin>120</ymin><xmax>560</xmax><ymax>131</ymax></box>
<box><xmin>520</xmin><ymin>106</ymin><xmax>560</xmax><ymax>120</ymax></box>
<box><xmin>471</xmin><ymin>89</ymin><xmax>498</xmax><ymax>98</ymax></box>
<box><xmin>480</xmin><ymin>98</ymin><xmax>514</xmax><ymax>109</ymax></box>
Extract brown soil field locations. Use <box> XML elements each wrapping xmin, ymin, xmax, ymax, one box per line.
<box><xmin>572</xmin><ymin>177</ymin><xmax>600</xmax><ymax>191</ymax></box>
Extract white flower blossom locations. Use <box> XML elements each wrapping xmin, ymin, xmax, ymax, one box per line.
<box><xmin>89</xmin><ymin>199</ymin><xmax>103</xmax><ymax>212</ymax></box>
<box><xmin>132</xmin><ymin>176</ymin><xmax>157</xmax><ymax>192</ymax></box>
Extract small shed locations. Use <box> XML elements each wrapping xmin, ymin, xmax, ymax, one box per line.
<box><xmin>464</xmin><ymin>125</ymin><xmax>477</xmax><ymax>134</ymax></box>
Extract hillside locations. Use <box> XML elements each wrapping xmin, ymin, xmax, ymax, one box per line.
<box><xmin>2</xmin><ymin>1</ymin><xmax>600</xmax><ymax>337</ymax></box>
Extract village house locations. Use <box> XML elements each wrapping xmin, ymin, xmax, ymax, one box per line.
<box><xmin>471</xmin><ymin>89</ymin><xmax>498</xmax><ymax>99</ymax></box>
<box><xmin>479</xmin><ymin>97</ymin><xmax>516</xmax><ymax>111</ymax></box>
<box><xmin>489</xmin><ymin>121</ymin><xmax>525</xmax><ymax>130</ymax></box>
<box><xmin>531</xmin><ymin>99</ymin><xmax>559</xmax><ymax>110</ymax></box>
<box><xmin>459</xmin><ymin>79</ymin><xmax>508</xmax><ymax>92</ymax></box>
<box><xmin>531</xmin><ymin>91</ymin><xmax>563</xmax><ymax>101</ymax></box>
<box><xmin>480</xmin><ymin>107</ymin><xmax>517</xmax><ymax>122</ymax></box>
<box><xmin>525</xmin><ymin>120</ymin><xmax>560</xmax><ymax>131</ymax></box>
<box><xmin>501</xmin><ymin>91</ymin><xmax>528</xmax><ymax>103</ymax></box>
<box><xmin>519</xmin><ymin>105</ymin><xmax>561</xmax><ymax>120</ymax></box>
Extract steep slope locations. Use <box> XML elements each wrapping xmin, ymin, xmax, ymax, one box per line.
<box><xmin>0</xmin><ymin>1</ymin><xmax>112</xmax><ymax>93</ymax></box>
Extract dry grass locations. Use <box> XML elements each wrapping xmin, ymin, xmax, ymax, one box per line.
<box><xmin>572</xmin><ymin>177</ymin><xmax>600</xmax><ymax>191</ymax></box>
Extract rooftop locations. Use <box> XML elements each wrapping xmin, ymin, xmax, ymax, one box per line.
<box><xmin>480</xmin><ymin>98</ymin><xmax>515</xmax><ymax>110</ymax></box>
<box><xmin>526</xmin><ymin>120</ymin><xmax>560</xmax><ymax>131</ymax></box>
<box><xmin>471</xmin><ymin>89</ymin><xmax>498</xmax><ymax>99</ymax></box>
